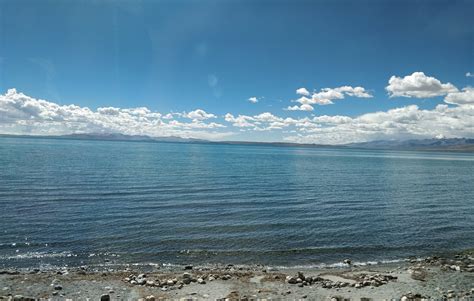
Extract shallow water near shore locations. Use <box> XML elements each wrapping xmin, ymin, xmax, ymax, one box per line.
<box><xmin>0</xmin><ymin>137</ymin><xmax>473</xmax><ymax>269</ymax></box>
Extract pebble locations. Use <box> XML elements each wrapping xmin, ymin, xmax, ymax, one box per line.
<box><xmin>136</xmin><ymin>278</ymin><xmax>146</xmax><ymax>285</ymax></box>
<box><xmin>100</xmin><ymin>294</ymin><xmax>110</xmax><ymax>301</ymax></box>
<box><xmin>183</xmin><ymin>278</ymin><xmax>191</xmax><ymax>284</ymax></box>
<box><xmin>146</xmin><ymin>280</ymin><xmax>155</xmax><ymax>286</ymax></box>
<box><xmin>183</xmin><ymin>272</ymin><xmax>192</xmax><ymax>279</ymax></box>
<box><xmin>197</xmin><ymin>278</ymin><xmax>206</xmax><ymax>284</ymax></box>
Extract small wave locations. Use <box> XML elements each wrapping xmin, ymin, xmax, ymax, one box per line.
<box><xmin>0</xmin><ymin>251</ymin><xmax>75</xmax><ymax>260</ymax></box>
<box><xmin>273</xmin><ymin>258</ymin><xmax>407</xmax><ymax>270</ymax></box>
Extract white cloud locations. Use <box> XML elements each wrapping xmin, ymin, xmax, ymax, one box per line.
<box><xmin>226</xmin><ymin>92</ymin><xmax>474</xmax><ymax>144</ymax></box>
<box><xmin>335</xmin><ymin>86</ymin><xmax>373</xmax><ymax>98</ymax></box>
<box><xmin>286</xmin><ymin>104</ymin><xmax>314</xmax><ymax>111</ymax></box>
<box><xmin>0</xmin><ymin>89</ymin><xmax>228</xmax><ymax>140</ymax></box>
<box><xmin>248</xmin><ymin>96</ymin><xmax>259</xmax><ymax>103</ymax></box>
<box><xmin>224</xmin><ymin>113</ymin><xmax>255</xmax><ymax>127</ymax></box>
<box><xmin>291</xmin><ymin>86</ymin><xmax>372</xmax><ymax>108</ymax></box>
<box><xmin>466</xmin><ymin>72</ymin><xmax>474</xmax><ymax>77</ymax></box>
<box><xmin>283</xmin><ymin>103</ymin><xmax>474</xmax><ymax>144</ymax></box>
<box><xmin>296</xmin><ymin>87</ymin><xmax>310</xmax><ymax>96</ymax></box>
<box><xmin>184</xmin><ymin>109</ymin><xmax>216</xmax><ymax>120</ymax></box>
<box><xmin>386</xmin><ymin>72</ymin><xmax>458</xmax><ymax>98</ymax></box>
<box><xmin>2</xmin><ymin>83</ymin><xmax>473</xmax><ymax>145</ymax></box>
<box><xmin>444</xmin><ymin>87</ymin><xmax>474</xmax><ymax>105</ymax></box>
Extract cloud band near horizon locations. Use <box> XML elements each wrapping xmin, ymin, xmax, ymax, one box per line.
<box><xmin>1</xmin><ymin>72</ymin><xmax>473</xmax><ymax>144</ymax></box>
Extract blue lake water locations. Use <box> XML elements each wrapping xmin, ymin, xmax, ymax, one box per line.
<box><xmin>0</xmin><ymin>137</ymin><xmax>473</xmax><ymax>269</ymax></box>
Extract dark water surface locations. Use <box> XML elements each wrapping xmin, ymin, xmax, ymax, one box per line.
<box><xmin>0</xmin><ymin>137</ymin><xmax>473</xmax><ymax>269</ymax></box>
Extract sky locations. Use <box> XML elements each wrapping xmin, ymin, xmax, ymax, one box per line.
<box><xmin>0</xmin><ymin>0</ymin><xmax>473</xmax><ymax>144</ymax></box>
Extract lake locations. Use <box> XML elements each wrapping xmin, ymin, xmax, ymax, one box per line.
<box><xmin>0</xmin><ymin>137</ymin><xmax>473</xmax><ymax>269</ymax></box>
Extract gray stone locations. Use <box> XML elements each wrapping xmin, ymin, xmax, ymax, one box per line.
<box><xmin>197</xmin><ymin>278</ymin><xmax>206</xmax><ymax>284</ymax></box>
<box><xmin>100</xmin><ymin>294</ymin><xmax>110</xmax><ymax>301</ymax></box>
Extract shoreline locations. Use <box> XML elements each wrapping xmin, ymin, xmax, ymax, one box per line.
<box><xmin>1</xmin><ymin>250</ymin><xmax>473</xmax><ymax>300</ymax></box>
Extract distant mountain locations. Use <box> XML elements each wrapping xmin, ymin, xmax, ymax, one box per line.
<box><xmin>0</xmin><ymin>133</ymin><xmax>206</xmax><ymax>144</ymax></box>
<box><xmin>345</xmin><ymin>138</ymin><xmax>474</xmax><ymax>151</ymax></box>
<box><xmin>61</xmin><ymin>133</ymin><xmax>207</xmax><ymax>143</ymax></box>
<box><xmin>1</xmin><ymin>133</ymin><xmax>473</xmax><ymax>152</ymax></box>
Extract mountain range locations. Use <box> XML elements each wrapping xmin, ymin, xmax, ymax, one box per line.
<box><xmin>1</xmin><ymin>133</ymin><xmax>473</xmax><ymax>152</ymax></box>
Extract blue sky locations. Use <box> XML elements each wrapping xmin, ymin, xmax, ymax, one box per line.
<box><xmin>0</xmin><ymin>0</ymin><xmax>473</xmax><ymax>143</ymax></box>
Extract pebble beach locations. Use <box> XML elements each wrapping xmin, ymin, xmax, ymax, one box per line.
<box><xmin>1</xmin><ymin>250</ymin><xmax>473</xmax><ymax>300</ymax></box>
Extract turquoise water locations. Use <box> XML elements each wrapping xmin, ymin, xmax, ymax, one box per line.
<box><xmin>0</xmin><ymin>137</ymin><xmax>473</xmax><ymax>269</ymax></box>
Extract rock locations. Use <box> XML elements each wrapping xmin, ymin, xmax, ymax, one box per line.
<box><xmin>197</xmin><ymin>278</ymin><xmax>206</xmax><ymax>284</ymax></box>
<box><xmin>136</xmin><ymin>278</ymin><xmax>146</xmax><ymax>285</ymax></box>
<box><xmin>343</xmin><ymin>259</ymin><xmax>352</xmax><ymax>265</ymax></box>
<box><xmin>13</xmin><ymin>295</ymin><xmax>23</xmax><ymax>301</ymax></box>
<box><xmin>400</xmin><ymin>297</ymin><xmax>408</xmax><ymax>301</ymax></box>
<box><xmin>145</xmin><ymin>295</ymin><xmax>155</xmax><ymax>301</ymax></box>
<box><xmin>52</xmin><ymin>292</ymin><xmax>58</xmax><ymax>296</ymax></box>
<box><xmin>166</xmin><ymin>279</ymin><xmax>174</xmax><ymax>286</ymax></box>
<box><xmin>286</xmin><ymin>276</ymin><xmax>298</xmax><ymax>284</ymax></box>
<box><xmin>450</xmin><ymin>265</ymin><xmax>461</xmax><ymax>271</ymax></box>
<box><xmin>209</xmin><ymin>276</ymin><xmax>215</xmax><ymax>281</ymax></box>
<box><xmin>183</xmin><ymin>272</ymin><xmax>192</xmax><ymax>279</ymax></box>
<box><xmin>355</xmin><ymin>283</ymin><xmax>363</xmax><ymax>289</ymax></box>
<box><xmin>138</xmin><ymin>273</ymin><xmax>146</xmax><ymax>278</ymax></box>
<box><xmin>54</xmin><ymin>285</ymin><xmax>62</xmax><ymax>290</ymax></box>
<box><xmin>100</xmin><ymin>294</ymin><xmax>110</xmax><ymax>301</ymax></box>
<box><xmin>297</xmin><ymin>272</ymin><xmax>305</xmax><ymax>281</ymax></box>
<box><xmin>184</xmin><ymin>265</ymin><xmax>193</xmax><ymax>270</ymax></box>
<box><xmin>146</xmin><ymin>280</ymin><xmax>155</xmax><ymax>286</ymax></box>
<box><xmin>183</xmin><ymin>278</ymin><xmax>191</xmax><ymax>284</ymax></box>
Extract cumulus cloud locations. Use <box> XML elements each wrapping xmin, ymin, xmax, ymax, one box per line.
<box><xmin>286</xmin><ymin>104</ymin><xmax>314</xmax><ymax>111</ymax></box>
<box><xmin>0</xmin><ymin>89</ymin><xmax>228</xmax><ymax>140</ymax></box>
<box><xmin>296</xmin><ymin>87</ymin><xmax>310</xmax><ymax>96</ymax></box>
<box><xmin>248</xmin><ymin>96</ymin><xmax>259</xmax><ymax>103</ymax></box>
<box><xmin>226</xmin><ymin>92</ymin><xmax>474</xmax><ymax>144</ymax></box>
<box><xmin>386</xmin><ymin>72</ymin><xmax>458</xmax><ymax>98</ymax></box>
<box><xmin>184</xmin><ymin>109</ymin><xmax>216</xmax><ymax>120</ymax></box>
<box><xmin>2</xmin><ymin>81</ymin><xmax>473</xmax><ymax>145</ymax></box>
<box><xmin>444</xmin><ymin>87</ymin><xmax>474</xmax><ymax>105</ymax></box>
<box><xmin>290</xmin><ymin>86</ymin><xmax>372</xmax><ymax>108</ymax></box>
<box><xmin>466</xmin><ymin>72</ymin><xmax>474</xmax><ymax>78</ymax></box>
